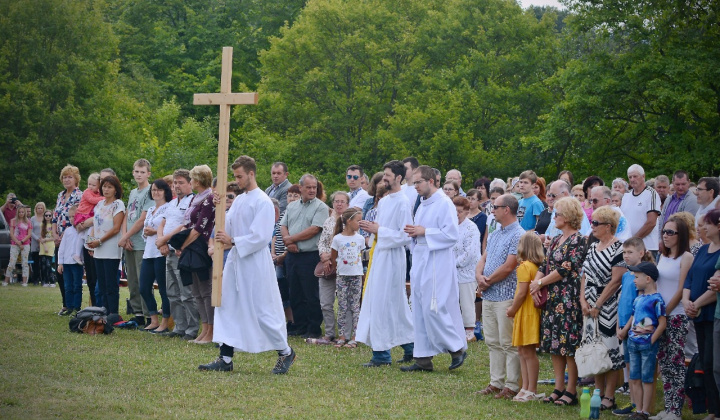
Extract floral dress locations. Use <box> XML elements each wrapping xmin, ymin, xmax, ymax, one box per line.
<box><xmin>539</xmin><ymin>232</ymin><xmax>587</xmax><ymax>357</ymax></box>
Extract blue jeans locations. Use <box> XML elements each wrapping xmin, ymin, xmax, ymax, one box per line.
<box><xmin>63</xmin><ymin>264</ymin><xmax>84</xmax><ymax>310</ymax></box>
<box><xmin>95</xmin><ymin>258</ymin><xmax>120</xmax><ymax>315</ymax></box>
<box><xmin>139</xmin><ymin>257</ymin><xmax>169</xmax><ymax>317</ymax></box>
<box><xmin>627</xmin><ymin>339</ymin><xmax>659</xmax><ymax>383</ymax></box>
<box><xmin>372</xmin><ymin>343</ymin><xmax>414</xmax><ymax>363</ymax></box>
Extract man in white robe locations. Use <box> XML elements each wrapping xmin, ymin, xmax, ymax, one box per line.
<box><xmin>402</xmin><ymin>166</ymin><xmax>467</xmax><ymax>372</ymax></box>
<box><xmin>356</xmin><ymin>160</ymin><xmax>415</xmax><ymax>367</ymax></box>
<box><xmin>199</xmin><ymin>155</ymin><xmax>295</xmax><ymax>375</ymax></box>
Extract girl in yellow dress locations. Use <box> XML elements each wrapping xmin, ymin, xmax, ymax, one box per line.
<box><xmin>507</xmin><ymin>231</ymin><xmax>545</xmax><ymax>402</ymax></box>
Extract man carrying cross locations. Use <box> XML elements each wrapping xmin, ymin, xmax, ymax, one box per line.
<box><xmin>199</xmin><ymin>155</ymin><xmax>296</xmax><ymax>374</ymax></box>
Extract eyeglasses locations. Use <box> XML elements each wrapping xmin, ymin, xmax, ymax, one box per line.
<box><xmin>696</xmin><ymin>187</ymin><xmax>709</xmax><ymax>192</ymax></box>
<box><xmin>443</xmin><ymin>187</ymin><xmax>456</xmax><ymax>192</ymax></box>
<box><xmin>332</xmin><ymin>200</ymin><xmax>347</xmax><ymax>204</ymax></box>
<box><xmin>591</xmin><ymin>220</ymin><xmax>609</xmax><ymax>227</ymax></box>
<box><xmin>493</xmin><ymin>205</ymin><xmax>509</xmax><ymax>210</ymax></box>
<box><xmin>346</xmin><ymin>175</ymin><xmax>359</xmax><ymax>180</ymax></box>
<box><xmin>413</xmin><ymin>179</ymin><xmax>427</xmax><ymax>186</ymax></box>
<box><xmin>547</xmin><ymin>193</ymin><xmax>558</xmax><ymax>199</ymax></box>
<box><xmin>554</xmin><ymin>212</ymin><xmax>564</xmax><ymax>218</ymax></box>
<box><xmin>662</xmin><ymin>229</ymin><xmax>678</xmax><ymax>236</ymax></box>
<box><xmin>226</xmin><ymin>194</ymin><xmax>236</xmax><ymax>200</ymax></box>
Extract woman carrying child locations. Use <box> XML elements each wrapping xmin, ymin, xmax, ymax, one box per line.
<box><xmin>330</xmin><ymin>207</ymin><xmax>365</xmax><ymax>348</ymax></box>
<box><xmin>507</xmin><ymin>231</ymin><xmax>545</xmax><ymax>402</ymax></box>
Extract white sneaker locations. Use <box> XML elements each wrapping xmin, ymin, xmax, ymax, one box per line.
<box><xmin>648</xmin><ymin>411</ymin><xmax>667</xmax><ymax>420</ymax></box>
<box><xmin>466</xmin><ymin>330</ymin><xmax>477</xmax><ymax>342</ymax></box>
<box><xmin>21</xmin><ymin>283</ymin><xmax>28</xmax><ymax>287</ymax></box>
<box><xmin>50</xmin><ymin>283</ymin><xmax>56</xmax><ymax>288</ymax></box>
<box><xmin>2</xmin><ymin>282</ymin><xmax>8</xmax><ymax>287</ymax></box>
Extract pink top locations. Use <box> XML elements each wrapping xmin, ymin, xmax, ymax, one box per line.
<box><xmin>13</xmin><ymin>220</ymin><xmax>31</xmax><ymax>245</ymax></box>
<box><xmin>77</xmin><ymin>188</ymin><xmax>103</xmax><ymax>215</ymax></box>
<box><xmin>583</xmin><ymin>201</ymin><xmax>594</xmax><ymax>221</ymax></box>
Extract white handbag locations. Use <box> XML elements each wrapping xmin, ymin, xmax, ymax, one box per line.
<box><xmin>575</xmin><ymin>317</ymin><xmax>613</xmax><ymax>378</ymax></box>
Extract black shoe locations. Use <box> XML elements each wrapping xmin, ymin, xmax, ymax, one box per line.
<box><xmin>198</xmin><ymin>357</ymin><xmax>233</xmax><ymax>372</ymax></box>
<box><xmin>400</xmin><ymin>363</ymin><xmax>433</xmax><ymax>372</ymax></box>
<box><xmin>58</xmin><ymin>308</ymin><xmax>73</xmax><ymax>316</ymax></box>
<box><xmin>287</xmin><ymin>329</ymin><xmax>306</xmax><ymax>337</ymax></box>
<box><xmin>449</xmin><ymin>351</ymin><xmax>468</xmax><ymax>370</ymax></box>
<box><xmin>160</xmin><ymin>331</ymin><xmax>183</xmax><ymax>338</ymax></box>
<box><xmin>134</xmin><ymin>316</ymin><xmax>146</xmax><ymax>326</ymax></box>
<box><xmin>182</xmin><ymin>334</ymin><xmax>197</xmax><ymax>341</ymax></box>
<box><xmin>363</xmin><ymin>360</ymin><xmax>391</xmax><ymax>368</ymax></box>
<box><xmin>272</xmin><ymin>348</ymin><xmax>296</xmax><ymax>374</ymax></box>
<box><xmin>395</xmin><ymin>354</ymin><xmax>414</xmax><ymax>364</ymax></box>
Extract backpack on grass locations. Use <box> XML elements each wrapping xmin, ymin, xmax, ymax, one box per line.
<box><xmin>68</xmin><ymin>306</ymin><xmax>114</xmax><ymax>335</ymax></box>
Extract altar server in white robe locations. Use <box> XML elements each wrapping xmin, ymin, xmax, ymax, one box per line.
<box><xmin>198</xmin><ymin>155</ymin><xmax>296</xmax><ymax>375</ymax></box>
<box><xmin>356</xmin><ymin>160</ymin><xmax>415</xmax><ymax>367</ymax></box>
<box><xmin>402</xmin><ymin>165</ymin><xmax>467</xmax><ymax>372</ymax></box>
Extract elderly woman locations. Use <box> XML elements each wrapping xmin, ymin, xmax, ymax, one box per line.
<box><xmin>179</xmin><ymin>165</ymin><xmax>216</xmax><ymax>344</ymax></box>
<box><xmin>579</xmin><ymin>206</ymin><xmax>625</xmax><ymax>411</ymax></box>
<box><xmin>52</xmin><ymin>164</ymin><xmax>83</xmax><ymax>313</ymax></box>
<box><xmin>313</xmin><ymin>191</ymin><xmax>350</xmax><ymax>344</ymax></box>
<box><xmin>612</xmin><ymin>178</ymin><xmax>629</xmax><ymax>195</ymax></box>
<box><xmin>529</xmin><ymin>197</ymin><xmax>587</xmax><ymax>406</ymax></box>
<box><xmin>86</xmin><ymin>176</ymin><xmax>125</xmax><ymax>315</ymax></box>
<box><xmin>683</xmin><ymin>209</ymin><xmax>720</xmax><ymax>420</ymax></box>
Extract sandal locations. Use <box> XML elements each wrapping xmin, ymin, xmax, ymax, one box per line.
<box><xmin>543</xmin><ymin>389</ymin><xmax>563</xmax><ymax>404</ymax></box>
<box><xmin>343</xmin><ymin>340</ymin><xmax>357</xmax><ymax>348</ymax></box>
<box><xmin>334</xmin><ymin>339</ymin><xmax>347</xmax><ymax>348</ymax></box>
<box><xmin>554</xmin><ymin>391</ymin><xmax>578</xmax><ymax>406</ymax></box>
<box><xmin>601</xmin><ymin>397</ymin><xmax>617</xmax><ymax>411</ymax></box>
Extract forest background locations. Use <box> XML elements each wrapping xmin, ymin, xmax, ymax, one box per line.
<box><xmin>1</xmin><ymin>0</ymin><xmax>718</xmax><ymax>205</ymax></box>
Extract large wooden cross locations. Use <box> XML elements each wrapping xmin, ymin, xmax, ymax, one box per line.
<box><xmin>193</xmin><ymin>47</ymin><xmax>258</xmax><ymax>307</ymax></box>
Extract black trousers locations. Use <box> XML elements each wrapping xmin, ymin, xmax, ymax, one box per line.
<box><xmin>83</xmin><ymin>247</ymin><xmax>97</xmax><ymax>306</ymax></box>
<box><xmin>54</xmin><ymin>246</ymin><xmax>65</xmax><ymax>307</ymax></box>
<box><xmin>696</xmin><ymin>321</ymin><xmax>720</xmax><ymax>416</ymax></box>
<box><xmin>285</xmin><ymin>251</ymin><xmax>322</xmax><ymax>336</ymax></box>
<box><xmin>30</xmin><ymin>251</ymin><xmax>40</xmax><ymax>284</ymax></box>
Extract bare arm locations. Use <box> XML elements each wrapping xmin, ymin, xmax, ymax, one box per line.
<box><xmin>666</xmin><ymin>252</ymin><xmax>693</xmax><ymax>314</ymax></box>
<box><xmin>507</xmin><ymin>281</ymin><xmax>529</xmax><ymax>317</ymax></box>
<box><xmin>651</xmin><ymin>316</ymin><xmax>667</xmax><ymax>344</ymax></box>
<box><xmin>635</xmin><ymin>211</ymin><xmax>659</xmax><ymax>239</ymax></box>
<box><xmin>180</xmin><ymin>229</ymin><xmax>201</xmax><ymax>252</ymax></box>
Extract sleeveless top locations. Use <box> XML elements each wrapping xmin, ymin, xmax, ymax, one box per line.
<box><xmin>657</xmin><ymin>255</ymin><xmax>685</xmax><ymax>317</ymax></box>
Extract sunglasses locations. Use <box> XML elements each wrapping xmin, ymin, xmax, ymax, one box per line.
<box><xmin>662</xmin><ymin>229</ymin><xmax>678</xmax><ymax>236</ymax></box>
<box><xmin>346</xmin><ymin>175</ymin><xmax>359</xmax><ymax>180</ymax></box>
<box><xmin>494</xmin><ymin>205</ymin><xmax>509</xmax><ymax>210</ymax></box>
<box><xmin>226</xmin><ymin>194</ymin><xmax>236</xmax><ymax>200</ymax></box>
<box><xmin>591</xmin><ymin>220</ymin><xmax>609</xmax><ymax>227</ymax></box>
<box><xmin>547</xmin><ymin>193</ymin><xmax>558</xmax><ymax>199</ymax></box>
<box><xmin>590</xmin><ymin>198</ymin><xmax>602</xmax><ymax>204</ymax></box>
<box><xmin>44</xmin><ymin>214</ymin><xmax>52</xmax><ymax>218</ymax></box>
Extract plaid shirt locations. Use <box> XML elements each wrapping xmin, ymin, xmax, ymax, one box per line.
<box><xmin>482</xmin><ymin>220</ymin><xmax>524</xmax><ymax>302</ymax></box>
<box><xmin>52</xmin><ymin>188</ymin><xmax>82</xmax><ymax>236</ymax></box>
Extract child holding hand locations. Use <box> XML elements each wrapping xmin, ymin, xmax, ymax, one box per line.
<box><xmin>507</xmin><ymin>231</ymin><xmax>545</xmax><ymax>402</ymax></box>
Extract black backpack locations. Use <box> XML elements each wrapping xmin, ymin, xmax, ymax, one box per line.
<box><xmin>68</xmin><ymin>306</ymin><xmax>113</xmax><ymax>334</ymax></box>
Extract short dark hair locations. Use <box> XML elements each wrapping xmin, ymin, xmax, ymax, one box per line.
<box><xmin>698</xmin><ymin>177</ymin><xmax>719</xmax><ymax>199</ymax></box>
<box><xmin>226</xmin><ymin>181</ymin><xmax>242</xmax><ymax>195</ymax></box>
<box><xmin>672</xmin><ymin>170</ymin><xmax>689</xmax><ymax>181</ymax></box>
<box><xmin>100</xmin><ymin>176</ymin><xmax>123</xmax><ymax>200</ymax></box>
<box><xmin>498</xmin><ymin>194</ymin><xmax>519</xmax><ymax>215</ymax></box>
<box><xmin>489</xmin><ymin>186</ymin><xmax>505</xmax><ymax>196</ymax></box>
<box><xmin>346</xmin><ymin>164</ymin><xmax>364</xmax><ymax>177</ymax></box>
<box><xmin>272</xmin><ymin>162</ymin><xmax>288</xmax><ymax>173</ymax></box>
<box><xmin>703</xmin><ymin>208</ymin><xmax>720</xmax><ymax>226</ymax></box>
<box><xmin>661</xmin><ymin>215</ymin><xmax>691</xmax><ymax>257</ymax></box>
<box><xmin>402</xmin><ymin>157</ymin><xmax>419</xmax><ymax>170</ymax></box>
<box><xmin>453</xmin><ymin>196</ymin><xmax>469</xmax><ymax>211</ymax></box>
<box><xmin>288</xmin><ymin>184</ymin><xmax>301</xmax><ymax>195</ymax></box>
<box><xmin>416</xmin><ymin>166</ymin><xmax>436</xmax><ymax>186</ymax></box>
<box><xmin>473</xmin><ymin>177</ymin><xmax>491</xmax><ymax>194</ymax></box>
<box><xmin>148</xmin><ymin>179</ymin><xmax>173</xmax><ymax>202</ymax></box>
<box><xmin>582</xmin><ymin>176</ymin><xmax>604</xmax><ymax>198</ymax></box>
<box><xmin>558</xmin><ymin>170</ymin><xmax>574</xmax><ymax>186</ymax></box>
<box><xmin>101</xmin><ymin>168</ymin><xmax>116</xmax><ymax>176</ymax></box>
<box><xmin>231</xmin><ymin>155</ymin><xmax>257</xmax><ymax>175</ymax></box>
<box><xmin>519</xmin><ymin>170</ymin><xmax>538</xmax><ymax>184</ymax></box>
<box><xmin>383</xmin><ymin>160</ymin><xmax>405</xmax><ymax>181</ymax></box>
<box><xmin>173</xmin><ymin>169</ymin><xmax>191</xmax><ymax>182</ymax></box>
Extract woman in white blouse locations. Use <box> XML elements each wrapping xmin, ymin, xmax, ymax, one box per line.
<box><xmin>452</xmin><ymin>196</ymin><xmax>481</xmax><ymax>342</ymax></box>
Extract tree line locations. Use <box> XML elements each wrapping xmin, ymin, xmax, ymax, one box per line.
<box><xmin>1</xmin><ymin>0</ymin><xmax>718</xmax><ymax>206</ymax></box>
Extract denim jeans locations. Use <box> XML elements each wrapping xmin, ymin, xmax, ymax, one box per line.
<box><xmin>95</xmin><ymin>258</ymin><xmax>120</xmax><ymax>315</ymax></box>
<box><xmin>627</xmin><ymin>339</ymin><xmax>659</xmax><ymax>383</ymax></box>
<box><xmin>62</xmin><ymin>264</ymin><xmax>84</xmax><ymax>310</ymax></box>
<box><xmin>372</xmin><ymin>343</ymin><xmax>414</xmax><ymax>363</ymax></box>
<box><xmin>139</xmin><ymin>257</ymin><xmax>168</xmax><ymax>317</ymax></box>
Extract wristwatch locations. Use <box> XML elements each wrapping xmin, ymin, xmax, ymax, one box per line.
<box><xmin>538</xmin><ymin>279</ymin><xmax>543</xmax><ymax>286</ymax></box>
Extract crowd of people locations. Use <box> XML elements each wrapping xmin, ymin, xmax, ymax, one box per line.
<box><xmin>2</xmin><ymin>157</ymin><xmax>720</xmax><ymax>418</ymax></box>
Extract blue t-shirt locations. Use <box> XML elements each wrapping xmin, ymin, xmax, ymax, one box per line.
<box><xmin>518</xmin><ymin>195</ymin><xmax>545</xmax><ymax>231</ymax></box>
<box><xmin>618</xmin><ymin>271</ymin><xmax>638</xmax><ymax>328</ymax></box>
<box><xmin>629</xmin><ymin>292</ymin><xmax>666</xmax><ymax>345</ymax></box>
<box><xmin>683</xmin><ymin>244</ymin><xmax>720</xmax><ymax>323</ymax></box>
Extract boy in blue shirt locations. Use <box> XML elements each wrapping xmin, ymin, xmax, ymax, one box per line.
<box><xmin>618</xmin><ymin>261</ymin><xmax>666</xmax><ymax>420</ymax></box>
<box><xmin>516</xmin><ymin>170</ymin><xmax>545</xmax><ymax>231</ymax></box>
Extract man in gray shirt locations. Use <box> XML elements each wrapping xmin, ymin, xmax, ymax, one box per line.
<box><xmin>280</xmin><ymin>174</ymin><xmax>329</xmax><ymax>339</ymax></box>
<box><xmin>265</xmin><ymin>162</ymin><xmax>291</xmax><ymax>213</ymax></box>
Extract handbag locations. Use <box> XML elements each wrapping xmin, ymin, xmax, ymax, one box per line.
<box><xmin>534</xmin><ymin>236</ymin><xmax>557</xmax><ymax>309</ymax></box>
<box><xmin>314</xmin><ymin>261</ymin><xmax>336</xmax><ymax>281</ymax></box>
<box><xmin>575</xmin><ymin>317</ymin><xmax>613</xmax><ymax>377</ymax></box>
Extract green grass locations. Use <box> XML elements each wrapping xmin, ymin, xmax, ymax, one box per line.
<box><xmin>0</xmin><ymin>284</ymin><xmax>676</xmax><ymax>419</ymax></box>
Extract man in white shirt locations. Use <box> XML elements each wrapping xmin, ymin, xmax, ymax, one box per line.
<box><xmin>620</xmin><ymin>164</ymin><xmax>661</xmax><ymax>254</ymax></box>
<box><xmin>695</xmin><ymin>177</ymin><xmax>720</xmax><ymax>238</ymax></box>
<box><xmin>347</xmin><ymin>165</ymin><xmax>371</xmax><ymax>209</ymax></box>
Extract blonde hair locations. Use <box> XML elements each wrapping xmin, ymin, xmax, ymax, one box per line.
<box><xmin>88</xmin><ymin>173</ymin><xmax>100</xmax><ymax>184</ymax></box>
<box><xmin>672</xmin><ymin>211</ymin><xmax>698</xmax><ymax>241</ymax></box>
<box><xmin>59</xmin><ymin>164</ymin><xmax>81</xmax><ymax>187</ymax></box>
<box><xmin>623</xmin><ymin>237</ymin><xmax>656</xmax><ymax>263</ymax></box>
<box><xmin>517</xmin><ymin>232</ymin><xmax>545</xmax><ymax>266</ymax></box>
<box><xmin>592</xmin><ymin>205</ymin><xmax>620</xmax><ymax>235</ymax></box>
<box><xmin>189</xmin><ymin>165</ymin><xmax>213</xmax><ymax>189</ymax></box>
<box><xmin>571</xmin><ymin>184</ymin><xmax>584</xmax><ymax>197</ymax></box>
<box><xmin>554</xmin><ymin>197</ymin><xmax>584</xmax><ymax>230</ymax></box>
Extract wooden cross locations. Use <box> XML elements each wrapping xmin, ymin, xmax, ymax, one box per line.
<box><xmin>193</xmin><ymin>47</ymin><xmax>258</xmax><ymax>307</ymax></box>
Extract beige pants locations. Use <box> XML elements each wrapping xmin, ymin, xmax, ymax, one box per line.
<box><xmin>483</xmin><ymin>299</ymin><xmax>520</xmax><ymax>391</ymax></box>
<box><xmin>458</xmin><ymin>282</ymin><xmax>477</xmax><ymax>328</ymax></box>
<box><xmin>6</xmin><ymin>244</ymin><xmax>30</xmax><ymax>279</ymax></box>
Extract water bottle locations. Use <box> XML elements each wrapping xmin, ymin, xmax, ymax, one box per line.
<box><xmin>589</xmin><ymin>389</ymin><xmax>601</xmax><ymax>419</ymax></box>
<box><xmin>580</xmin><ymin>387</ymin><xmax>591</xmax><ymax>419</ymax></box>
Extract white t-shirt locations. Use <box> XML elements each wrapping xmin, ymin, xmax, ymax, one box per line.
<box><xmin>331</xmin><ymin>232</ymin><xmax>365</xmax><ymax>276</ymax></box>
<box><xmin>620</xmin><ymin>187</ymin><xmax>661</xmax><ymax>251</ymax></box>
<box><xmin>349</xmin><ymin>188</ymin><xmax>370</xmax><ymax>209</ymax></box>
<box><xmin>143</xmin><ymin>202</ymin><xmax>171</xmax><ymax>259</ymax></box>
<box><xmin>92</xmin><ymin>199</ymin><xmax>125</xmax><ymax>259</ymax></box>
<box><xmin>162</xmin><ymin>194</ymin><xmax>194</xmax><ymax>249</ymax></box>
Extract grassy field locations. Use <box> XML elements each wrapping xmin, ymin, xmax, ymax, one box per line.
<box><xmin>0</xmin><ymin>284</ymin><xmax>676</xmax><ymax>419</ymax></box>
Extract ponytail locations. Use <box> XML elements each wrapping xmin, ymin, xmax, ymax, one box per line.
<box><xmin>335</xmin><ymin>207</ymin><xmax>362</xmax><ymax>236</ymax></box>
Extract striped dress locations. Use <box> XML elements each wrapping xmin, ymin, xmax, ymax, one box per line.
<box><xmin>582</xmin><ymin>240</ymin><xmax>625</xmax><ymax>370</ymax></box>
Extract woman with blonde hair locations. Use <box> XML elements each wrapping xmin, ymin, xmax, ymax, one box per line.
<box><xmin>529</xmin><ymin>197</ymin><xmax>587</xmax><ymax>406</ymax></box>
<box><xmin>51</xmin><ymin>164</ymin><xmax>82</xmax><ymax>312</ymax></box>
